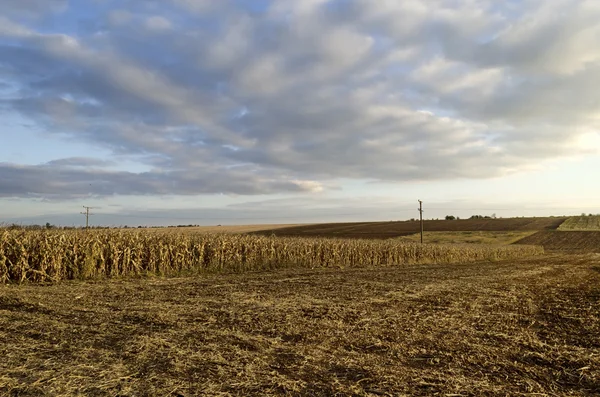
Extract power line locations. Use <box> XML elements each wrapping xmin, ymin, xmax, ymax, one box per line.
<box><xmin>80</xmin><ymin>206</ymin><xmax>97</xmax><ymax>229</ymax></box>
<box><xmin>418</xmin><ymin>200</ymin><xmax>424</xmax><ymax>244</ymax></box>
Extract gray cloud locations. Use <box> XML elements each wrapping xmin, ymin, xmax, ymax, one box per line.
<box><xmin>45</xmin><ymin>157</ymin><xmax>115</xmax><ymax>167</ymax></box>
<box><xmin>0</xmin><ymin>0</ymin><xmax>599</xmax><ymax>199</ymax></box>
<box><xmin>0</xmin><ymin>0</ymin><xmax>67</xmax><ymax>18</ymax></box>
<box><xmin>0</xmin><ymin>162</ymin><xmax>321</xmax><ymax>199</ymax></box>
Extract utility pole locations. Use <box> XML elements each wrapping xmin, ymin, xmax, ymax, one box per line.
<box><xmin>80</xmin><ymin>206</ymin><xmax>95</xmax><ymax>229</ymax></box>
<box><xmin>418</xmin><ymin>200</ymin><xmax>424</xmax><ymax>244</ymax></box>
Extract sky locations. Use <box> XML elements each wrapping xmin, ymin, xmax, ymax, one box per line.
<box><xmin>1</xmin><ymin>0</ymin><xmax>599</xmax><ymax>227</ymax></box>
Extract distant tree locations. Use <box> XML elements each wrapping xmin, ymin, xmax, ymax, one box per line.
<box><xmin>470</xmin><ymin>214</ymin><xmax>493</xmax><ymax>219</ymax></box>
<box><xmin>445</xmin><ymin>215</ymin><xmax>456</xmax><ymax>220</ymax></box>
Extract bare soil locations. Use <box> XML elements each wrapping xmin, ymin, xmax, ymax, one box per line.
<box><xmin>515</xmin><ymin>231</ymin><xmax>600</xmax><ymax>253</ymax></box>
<box><xmin>1</xmin><ymin>254</ymin><xmax>599</xmax><ymax>396</ymax></box>
<box><xmin>255</xmin><ymin>217</ymin><xmax>567</xmax><ymax>239</ymax></box>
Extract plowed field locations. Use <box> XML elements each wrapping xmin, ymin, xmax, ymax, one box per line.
<box><xmin>515</xmin><ymin>230</ymin><xmax>600</xmax><ymax>253</ymax></box>
<box><xmin>255</xmin><ymin>217</ymin><xmax>567</xmax><ymax>239</ymax></box>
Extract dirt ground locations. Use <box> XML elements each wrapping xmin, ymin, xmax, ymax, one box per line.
<box><xmin>1</xmin><ymin>254</ymin><xmax>599</xmax><ymax>396</ymax></box>
<box><xmin>256</xmin><ymin>217</ymin><xmax>567</xmax><ymax>239</ymax></box>
<box><xmin>516</xmin><ymin>231</ymin><xmax>600</xmax><ymax>253</ymax></box>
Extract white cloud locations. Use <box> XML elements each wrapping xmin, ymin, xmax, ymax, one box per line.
<box><xmin>574</xmin><ymin>131</ymin><xmax>600</xmax><ymax>155</ymax></box>
<box><xmin>291</xmin><ymin>180</ymin><xmax>325</xmax><ymax>193</ymax></box>
<box><xmin>108</xmin><ymin>10</ymin><xmax>132</xmax><ymax>27</ymax></box>
<box><xmin>0</xmin><ymin>16</ymin><xmax>33</xmax><ymax>37</ymax></box>
<box><xmin>1</xmin><ymin>0</ymin><xmax>599</xmax><ymax>199</ymax></box>
<box><xmin>145</xmin><ymin>16</ymin><xmax>172</xmax><ymax>31</ymax></box>
<box><xmin>171</xmin><ymin>0</ymin><xmax>222</xmax><ymax>14</ymax></box>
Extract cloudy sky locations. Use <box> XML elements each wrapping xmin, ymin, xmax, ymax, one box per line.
<box><xmin>1</xmin><ymin>0</ymin><xmax>599</xmax><ymax>226</ymax></box>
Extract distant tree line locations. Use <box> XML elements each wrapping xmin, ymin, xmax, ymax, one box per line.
<box><xmin>444</xmin><ymin>214</ymin><xmax>498</xmax><ymax>220</ymax></box>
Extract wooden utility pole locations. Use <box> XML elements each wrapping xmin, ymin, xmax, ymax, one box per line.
<box><xmin>80</xmin><ymin>206</ymin><xmax>95</xmax><ymax>229</ymax></box>
<box><xmin>418</xmin><ymin>200</ymin><xmax>424</xmax><ymax>244</ymax></box>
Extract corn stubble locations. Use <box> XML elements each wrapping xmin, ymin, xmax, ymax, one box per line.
<box><xmin>0</xmin><ymin>230</ymin><xmax>544</xmax><ymax>283</ymax></box>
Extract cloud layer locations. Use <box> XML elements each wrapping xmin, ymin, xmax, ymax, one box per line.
<box><xmin>1</xmin><ymin>0</ymin><xmax>599</xmax><ymax>199</ymax></box>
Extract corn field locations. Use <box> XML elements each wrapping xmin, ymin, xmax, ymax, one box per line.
<box><xmin>0</xmin><ymin>230</ymin><xmax>544</xmax><ymax>283</ymax></box>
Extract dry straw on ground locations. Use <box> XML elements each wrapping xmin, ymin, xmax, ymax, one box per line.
<box><xmin>0</xmin><ymin>230</ymin><xmax>543</xmax><ymax>283</ymax></box>
<box><xmin>1</xmin><ymin>254</ymin><xmax>598</xmax><ymax>396</ymax></box>
<box><xmin>558</xmin><ymin>215</ymin><xmax>600</xmax><ymax>231</ymax></box>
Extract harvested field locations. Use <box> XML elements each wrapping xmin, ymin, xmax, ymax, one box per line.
<box><xmin>255</xmin><ymin>217</ymin><xmax>567</xmax><ymax>239</ymax></box>
<box><xmin>515</xmin><ymin>231</ymin><xmax>600</xmax><ymax>253</ymax></box>
<box><xmin>1</xmin><ymin>254</ymin><xmax>599</xmax><ymax>396</ymax></box>
<box><xmin>400</xmin><ymin>230</ymin><xmax>535</xmax><ymax>245</ymax></box>
<box><xmin>558</xmin><ymin>216</ymin><xmax>600</xmax><ymax>231</ymax></box>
